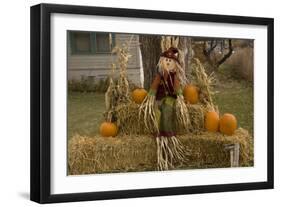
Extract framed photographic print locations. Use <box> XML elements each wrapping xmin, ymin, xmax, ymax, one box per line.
<box><xmin>30</xmin><ymin>3</ymin><xmax>274</xmax><ymax>203</ymax></box>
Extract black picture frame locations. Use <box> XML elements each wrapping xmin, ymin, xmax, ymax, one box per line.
<box><xmin>30</xmin><ymin>3</ymin><xmax>274</xmax><ymax>204</ymax></box>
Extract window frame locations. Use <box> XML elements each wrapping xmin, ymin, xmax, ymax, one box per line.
<box><xmin>69</xmin><ymin>31</ymin><xmax>115</xmax><ymax>55</ymax></box>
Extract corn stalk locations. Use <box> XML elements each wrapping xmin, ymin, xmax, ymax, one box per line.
<box><xmin>104</xmin><ymin>35</ymin><xmax>133</xmax><ymax>122</ymax></box>
<box><xmin>191</xmin><ymin>58</ymin><xmax>217</xmax><ymax>111</ymax></box>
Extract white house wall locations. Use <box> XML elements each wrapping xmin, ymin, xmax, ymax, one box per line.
<box><xmin>67</xmin><ymin>34</ymin><xmax>142</xmax><ymax>87</ymax></box>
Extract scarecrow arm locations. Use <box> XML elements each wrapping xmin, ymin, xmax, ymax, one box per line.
<box><xmin>148</xmin><ymin>73</ymin><xmax>161</xmax><ymax>96</ymax></box>
<box><xmin>139</xmin><ymin>73</ymin><xmax>160</xmax><ymax>133</ymax></box>
<box><xmin>174</xmin><ymin>74</ymin><xmax>183</xmax><ymax>96</ymax></box>
<box><xmin>174</xmin><ymin>73</ymin><xmax>190</xmax><ymax>132</ymax></box>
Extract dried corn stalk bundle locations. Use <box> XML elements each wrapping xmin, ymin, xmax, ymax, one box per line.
<box><xmin>191</xmin><ymin>58</ymin><xmax>217</xmax><ymax>110</ymax></box>
<box><xmin>104</xmin><ymin>63</ymin><xmax>118</xmax><ymax>122</ymax></box>
<box><xmin>114</xmin><ymin>43</ymin><xmax>132</xmax><ymax>105</ymax></box>
<box><xmin>104</xmin><ymin>38</ymin><xmax>133</xmax><ymax>122</ymax></box>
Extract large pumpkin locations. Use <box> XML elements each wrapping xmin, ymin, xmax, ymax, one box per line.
<box><xmin>183</xmin><ymin>85</ymin><xmax>199</xmax><ymax>104</ymax></box>
<box><xmin>132</xmin><ymin>88</ymin><xmax>147</xmax><ymax>104</ymax></box>
<box><xmin>219</xmin><ymin>113</ymin><xmax>237</xmax><ymax>135</ymax></box>
<box><xmin>205</xmin><ymin>111</ymin><xmax>220</xmax><ymax>132</ymax></box>
<box><xmin>100</xmin><ymin>122</ymin><xmax>118</xmax><ymax>137</ymax></box>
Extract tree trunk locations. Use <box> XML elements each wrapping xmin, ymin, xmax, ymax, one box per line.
<box><xmin>139</xmin><ymin>35</ymin><xmax>162</xmax><ymax>90</ymax></box>
<box><xmin>178</xmin><ymin>37</ymin><xmax>193</xmax><ymax>79</ymax></box>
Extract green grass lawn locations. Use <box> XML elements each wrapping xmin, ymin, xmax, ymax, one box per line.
<box><xmin>213</xmin><ymin>80</ymin><xmax>253</xmax><ymax>135</ymax></box>
<box><xmin>67</xmin><ymin>92</ymin><xmax>105</xmax><ymax>139</ymax></box>
<box><xmin>67</xmin><ymin>80</ymin><xmax>253</xmax><ymax>139</ymax></box>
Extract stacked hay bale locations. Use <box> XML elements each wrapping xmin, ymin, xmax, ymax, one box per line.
<box><xmin>68</xmin><ymin>128</ymin><xmax>252</xmax><ymax>175</ymax></box>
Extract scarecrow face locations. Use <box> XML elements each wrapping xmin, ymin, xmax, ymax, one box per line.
<box><xmin>162</xmin><ymin>57</ymin><xmax>176</xmax><ymax>72</ymax></box>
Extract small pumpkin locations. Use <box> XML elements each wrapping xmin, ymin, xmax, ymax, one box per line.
<box><xmin>100</xmin><ymin>122</ymin><xmax>118</xmax><ymax>137</ymax></box>
<box><xmin>219</xmin><ymin>113</ymin><xmax>237</xmax><ymax>135</ymax></box>
<box><xmin>132</xmin><ymin>88</ymin><xmax>147</xmax><ymax>104</ymax></box>
<box><xmin>183</xmin><ymin>85</ymin><xmax>199</xmax><ymax>104</ymax></box>
<box><xmin>205</xmin><ymin>111</ymin><xmax>220</xmax><ymax>132</ymax></box>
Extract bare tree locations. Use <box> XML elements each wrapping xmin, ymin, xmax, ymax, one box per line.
<box><xmin>203</xmin><ymin>39</ymin><xmax>233</xmax><ymax>71</ymax></box>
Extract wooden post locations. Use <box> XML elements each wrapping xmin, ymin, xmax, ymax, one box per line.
<box><xmin>233</xmin><ymin>143</ymin><xmax>240</xmax><ymax>167</ymax></box>
<box><xmin>224</xmin><ymin>143</ymin><xmax>240</xmax><ymax>167</ymax></box>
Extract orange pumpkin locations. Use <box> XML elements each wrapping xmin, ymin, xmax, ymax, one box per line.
<box><xmin>132</xmin><ymin>88</ymin><xmax>147</xmax><ymax>104</ymax></box>
<box><xmin>219</xmin><ymin>113</ymin><xmax>237</xmax><ymax>135</ymax></box>
<box><xmin>100</xmin><ymin>122</ymin><xmax>118</xmax><ymax>137</ymax></box>
<box><xmin>183</xmin><ymin>85</ymin><xmax>199</xmax><ymax>104</ymax></box>
<box><xmin>205</xmin><ymin>111</ymin><xmax>220</xmax><ymax>132</ymax></box>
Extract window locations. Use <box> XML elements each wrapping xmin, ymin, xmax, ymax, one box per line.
<box><xmin>69</xmin><ymin>31</ymin><xmax>115</xmax><ymax>55</ymax></box>
<box><xmin>96</xmin><ymin>33</ymin><xmax>111</xmax><ymax>53</ymax></box>
<box><xmin>71</xmin><ymin>32</ymin><xmax>92</xmax><ymax>53</ymax></box>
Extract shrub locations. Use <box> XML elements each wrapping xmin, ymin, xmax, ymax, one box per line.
<box><xmin>224</xmin><ymin>47</ymin><xmax>253</xmax><ymax>81</ymax></box>
<box><xmin>68</xmin><ymin>77</ymin><xmax>110</xmax><ymax>93</ymax></box>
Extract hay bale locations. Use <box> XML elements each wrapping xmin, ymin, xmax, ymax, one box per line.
<box><xmin>178</xmin><ymin>128</ymin><xmax>252</xmax><ymax>168</ymax></box>
<box><xmin>68</xmin><ymin>128</ymin><xmax>253</xmax><ymax>175</ymax></box>
<box><xmin>186</xmin><ymin>104</ymin><xmax>205</xmax><ymax>133</ymax></box>
<box><xmin>115</xmin><ymin>102</ymin><xmax>207</xmax><ymax>135</ymax></box>
<box><xmin>68</xmin><ymin>134</ymin><xmax>156</xmax><ymax>175</ymax></box>
<box><xmin>115</xmin><ymin>102</ymin><xmax>150</xmax><ymax>135</ymax></box>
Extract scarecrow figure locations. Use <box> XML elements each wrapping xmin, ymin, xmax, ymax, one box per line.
<box><xmin>139</xmin><ymin>43</ymin><xmax>190</xmax><ymax>171</ymax></box>
<box><xmin>150</xmin><ymin>47</ymin><xmax>182</xmax><ymax>137</ymax></box>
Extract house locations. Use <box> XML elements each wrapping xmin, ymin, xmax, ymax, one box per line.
<box><xmin>67</xmin><ymin>31</ymin><xmax>143</xmax><ymax>87</ymax></box>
